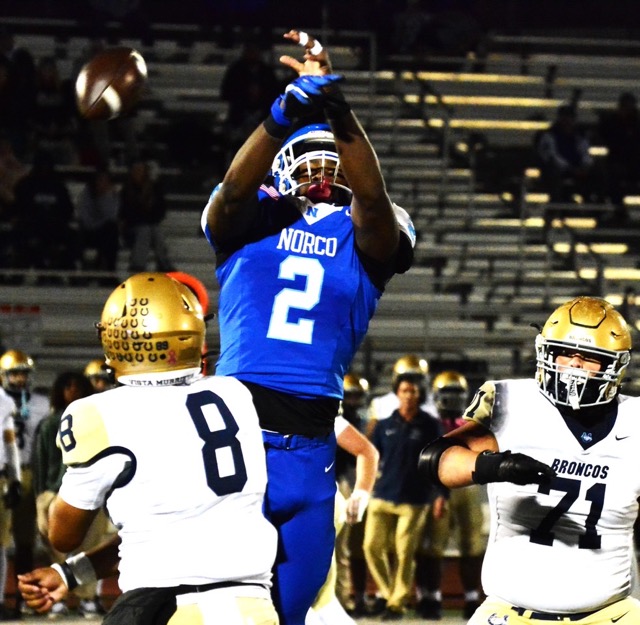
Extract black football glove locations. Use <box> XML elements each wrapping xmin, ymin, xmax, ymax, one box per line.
<box><xmin>3</xmin><ymin>480</ymin><xmax>22</xmax><ymax>509</ymax></box>
<box><xmin>472</xmin><ymin>450</ymin><xmax>556</xmax><ymax>486</ymax></box>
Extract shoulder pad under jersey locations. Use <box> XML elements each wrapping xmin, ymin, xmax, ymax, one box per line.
<box><xmin>58</xmin><ymin>397</ymin><xmax>110</xmax><ymax>466</ymax></box>
<box><xmin>462</xmin><ymin>380</ymin><xmax>497</xmax><ymax>427</ymax></box>
<box><xmin>393</xmin><ymin>204</ymin><xmax>416</xmax><ymax>248</ymax></box>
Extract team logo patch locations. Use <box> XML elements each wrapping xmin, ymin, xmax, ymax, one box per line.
<box><xmin>301</xmin><ymin>202</ymin><xmax>342</xmax><ymax>225</ymax></box>
<box><xmin>488</xmin><ymin>614</ymin><xmax>509</xmax><ymax>624</ymax></box>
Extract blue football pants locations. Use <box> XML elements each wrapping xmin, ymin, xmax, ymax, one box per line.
<box><xmin>262</xmin><ymin>431</ymin><xmax>337</xmax><ymax>625</ymax></box>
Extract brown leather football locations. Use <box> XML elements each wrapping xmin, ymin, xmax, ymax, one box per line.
<box><xmin>75</xmin><ymin>47</ymin><xmax>148</xmax><ymax>121</ymax></box>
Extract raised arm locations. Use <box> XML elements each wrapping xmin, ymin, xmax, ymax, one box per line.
<box><xmin>206</xmin><ymin>31</ymin><xmax>341</xmax><ymax>243</ymax></box>
<box><xmin>279</xmin><ymin>30</ymin><xmax>399</xmax><ymax>263</ymax></box>
<box><xmin>205</xmin><ymin>124</ymin><xmax>284</xmax><ymax>240</ymax></box>
<box><xmin>330</xmin><ymin>112</ymin><xmax>399</xmax><ymax>263</ymax></box>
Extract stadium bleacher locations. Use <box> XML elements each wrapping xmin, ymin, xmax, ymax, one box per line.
<box><xmin>2</xmin><ymin>10</ymin><xmax>640</xmax><ymax>395</ymax></box>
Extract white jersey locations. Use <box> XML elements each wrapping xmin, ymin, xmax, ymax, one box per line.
<box><xmin>0</xmin><ymin>389</ymin><xmax>15</xmax><ymax>467</ymax></box>
<box><xmin>57</xmin><ymin>375</ymin><xmax>277</xmax><ymax>593</ymax></box>
<box><xmin>464</xmin><ymin>378</ymin><xmax>640</xmax><ymax>612</ymax></box>
<box><xmin>10</xmin><ymin>390</ymin><xmax>49</xmax><ymax>464</ymax></box>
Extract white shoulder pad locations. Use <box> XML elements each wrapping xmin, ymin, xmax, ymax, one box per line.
<box><xmin>393</xmin><ymin>203</ymin><xmax>416</xmax><ymax>248</ymax></box>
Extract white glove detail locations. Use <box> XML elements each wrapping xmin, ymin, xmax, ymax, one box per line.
<box><xmin>346</xmin><ymin>489</ymin><xmax>370</xmax><ymax>524</ymax></box>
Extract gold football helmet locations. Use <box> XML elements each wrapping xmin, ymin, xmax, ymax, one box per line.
<box><xmin>84</xmin><ymin>358</ymin><xmax>114</xmax><ymax>392</ymax></box>
<box><xmin>535</xmin><ymin>296</ymin><xmax>632</xmax><ymax>409</ymax></box>
<box><xmin>0</xmin><ymin>349</ymin><xmax>34</xmax><ymax>391</ymax></box>
<box><xmin>392</xmin><ymin>354</ymin><xmax>429</xmax><ymax>386</ymax></box>
<box><xmin>342</xmin><ymin>372</ymin><xmax>369</xmax><ymax>412</ymax></box>
<box><xmin>343</xmin><ymin>372</ymin><xmax>369</xmax><ymax>404</ymax></box>
<box><xmin>97</xmin><ymin>273</ymin><xmax>205</xmax><ymax>386</ymax></box>
<box><xmin>432</xmin><ymin>370</ymin><xmax>469</xmax><ymax>416</ymax></box>
<box><xmin>343</xmin><ymin>372</ymin><xmax>369</xmax><ymax>395</ymax></box>
<box><xmin>84</xmin><ymin>358</ymin><xmax>107</xmax><ymax>378</ymax></box>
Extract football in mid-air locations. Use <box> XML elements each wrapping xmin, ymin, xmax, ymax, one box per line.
<box><xmin>75</xmin><ymin>47</ymin><xmax>148</xmax><ymax>121</ymax></box>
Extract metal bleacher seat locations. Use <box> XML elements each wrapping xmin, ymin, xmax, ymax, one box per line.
<box><xmin>6</xmin><ymin>20</ymin><xmax>640</xmax><ymax>388</ymax></box>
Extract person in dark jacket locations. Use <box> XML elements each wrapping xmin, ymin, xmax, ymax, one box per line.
<box><xmin>363</xmin><ymin>376</ymin><xmax>444</xmax><ymax>620</ymax></box>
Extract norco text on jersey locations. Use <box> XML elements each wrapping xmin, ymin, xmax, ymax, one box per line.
<box><xmin>277</xmin><ymin>228</ymin><xmax>338</xmax><ymax>257</ymax></box>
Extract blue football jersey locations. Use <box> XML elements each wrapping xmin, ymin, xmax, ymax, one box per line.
<box><xmin>203</xmin><ymin>189</ymin><xmax>383</xmax><ymax>400</ymax></box>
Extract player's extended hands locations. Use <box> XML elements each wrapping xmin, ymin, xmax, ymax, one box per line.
<box><xmin>17</xmin><ymin>567</ymin><xmax>68</xmax><ymax>614</ymax></box>
<box><xmin>472</xmin><ymin>450</ymin><xmax>556</xmax><ymax>486</ymax></box>
<box><xmin>264</xmin><ymin>29</ymin><xmax>352</xmax><ymax>137</ymax></box>
<box><xmin>277</xmin><ymin>74</ymin><xmax>343</xmax><ymax>119</ymax></box>
<box><xmin>281</xmin><ymin>29</ymin><xmax>332</xmax><ymax>76</ymax></box>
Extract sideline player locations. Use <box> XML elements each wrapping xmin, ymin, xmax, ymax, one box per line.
<box><xmin>17</xmin><ymin>273</ymin><xmax>278</xmax><ymax>625</ymax></box>
<box><xmin>306</xmin><ymin>413</ymin><xmax>378</xmax><ymax>625</ymax></box>
<box><xmin>0</xmin><ymin>377</ymin><xmax>21</xmax><ymax>620</ymax></box>
<box><xmin>419</xmin><ymin>296</ymin><xmax>640</xmax><ymax>623</ymax></box>
<box><xmin>415</xmin><ymin>371</ymin><xmax>485</xmax><ymax>619</ymax></box>
<box><xmin>0</xmin><ymin>350</ymin><xmax>48</xmax><ymax>599</ymax></box>
<box><xmin>83</xmin><ymin>359</ymin><xmax>115</xmax><ymax>393</ymax></box>
<box><xmin>202</xmin><ymin>28</ymin><xmax>415</xmax><ymax>625</ymax></box>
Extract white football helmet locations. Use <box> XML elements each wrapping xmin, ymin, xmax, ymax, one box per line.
<box><xmin>536</xmin><ymin>296</ymin><xmax>632</xmax><ymax>409</ymax></box>
<box><xmin>270</xmin><ymin>123</ymin><xmax>351</xmax><ymax>203</ymax></box>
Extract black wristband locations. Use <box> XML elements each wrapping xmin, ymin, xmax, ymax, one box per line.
<box><xmin>472</xmin><ymin>450</ymin><xmax>508</xmax><ymax>485</ymax></box>
<box><xmin>59</xmin><ymin>561</ymin><xmax>79</xmax><ymax>591</ymax></box>
<box><xmin>263</xmin><ymin>114</ymin><xmax>290</xmax><ymax>140</ymax></box>
<box><xmin>325</xmin><ymin>85</ymin><xmax>351</xmax><ymax>120</ymax></box>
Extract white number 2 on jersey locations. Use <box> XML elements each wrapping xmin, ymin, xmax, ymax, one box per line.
<box><xmin>267</xmin><ymin>256</ymin><xmax>324</xmax><ymax>344</ymax></box>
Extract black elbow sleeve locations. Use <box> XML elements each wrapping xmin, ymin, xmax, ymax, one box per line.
<box><xmin>418</xmin><ymin>436</ymin><xmax>468</xmax><ymax>488</ymax></box>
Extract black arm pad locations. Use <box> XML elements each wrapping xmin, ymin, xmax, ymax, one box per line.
<box><xmin>418</xmin><ymin>436</ymin><xmax>468</xmax><ymax>489</ymax></box>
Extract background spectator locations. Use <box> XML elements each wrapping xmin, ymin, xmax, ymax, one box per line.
<box><xmin>119</xmin><ymin>159</ymin><xmax>174</xmax><ymax>272</ymax></box>
<box><xmin>219</xmin><ymin>39</ymin><xmax>282</xmax><ymax>167</ymax></box>
<box><xmin>536</xmin><ymin>104</ymin><xmax>603</xmax><ymax>206</ymax></box>
<box><xmin>75</xmin><ymin>167</ymin><xmax>120</xmax><ymax>278</ymax></box>
<box><xmin>0</xmin><ymin>135</ymin><xmax>30</xmax><ymax>273</ymax></box>
<box><xmin>85</xmin><ymin>0</ymin><xmax>153</xmax><ymax>45</ymax></box>
<box><xmin>598</xmin><ymin>91</ymin><xmax>640</xmax><ymax>225</ymax></box>
<box><xmin>0</xmin><ymin>28</ymin><xmax>36</xmax><ymax>159</ymax></box>
<box><xmin>12</xmin><ymin>149</ymin><xmax>78</xmax><ymax>279</ymax></box>
<box><xmin>32</xmin><ymin>57</ymin><xmax>78</xmax><ymax>165</ymax></box>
